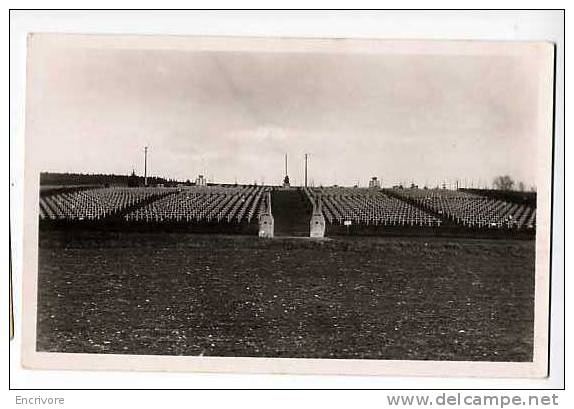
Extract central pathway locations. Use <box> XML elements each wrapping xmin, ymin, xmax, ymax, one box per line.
<box><xmin>271</xmin><ymin>188</ymin><xmax>312</xmax><ymax>237</ymax></box>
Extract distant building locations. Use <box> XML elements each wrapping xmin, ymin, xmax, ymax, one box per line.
<box><xmin>195</xmin><ymin>174</ymin><xmax>207</xmax><ymax>186</ymax></box>
<box><xmin>368</xmin><ymin>176</ymin><xmax>381</xmax><ymax>189</ymax></box>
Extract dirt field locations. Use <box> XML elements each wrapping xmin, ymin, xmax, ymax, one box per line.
<box><xmin>36</xmin><ymin>231</ymin><xmax>535</xmax><ymax>361</ymax></box>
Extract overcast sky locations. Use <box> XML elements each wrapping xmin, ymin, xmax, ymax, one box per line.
<box><xmin>27</xmin><ymin>37</ymin><xmax>545</xmax><ymax>188</ymax></box>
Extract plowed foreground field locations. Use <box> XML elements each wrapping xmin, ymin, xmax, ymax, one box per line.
<box><xmin>37</xmin><ymin>231</ymin><xmax>535</xmax><ymax>361</ymax></box>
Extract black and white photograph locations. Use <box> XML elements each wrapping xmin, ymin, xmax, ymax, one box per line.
<box><xmin>21</xmin><ymin>33</ymin><xmax>554</xmax><ymax>377</ymax></box>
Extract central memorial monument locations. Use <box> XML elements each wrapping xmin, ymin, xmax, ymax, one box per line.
<box><xmin>282</xmin><ymin>154</ymin><xmax>290</xmax><ymax>188</ymax></box>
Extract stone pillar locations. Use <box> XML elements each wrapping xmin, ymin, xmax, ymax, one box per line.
<box><xmin>310</xmin><ymin>196</ymin><xmax>326</xmax><ymax>238</ymax></box>
<box><xmin>258</xmin><ymin>192</ymin><xmax>274</xmax><ymax>238</ymax></box>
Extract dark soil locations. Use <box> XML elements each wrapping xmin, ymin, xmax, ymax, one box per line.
<box><xmin>36</xmin><ymin>231</ymin><xmax>535</xmax><ymax>361</ymax></box>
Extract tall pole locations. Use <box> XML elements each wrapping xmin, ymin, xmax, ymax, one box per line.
<box><xmin>144</xmin><ymin>146</ymin><xmax>148</xmax><ymax>186</ymax></box>
<box><xmin>304</xmin><ymin>153</ymin><xmax>308</xmax><ymax>187</ymax></box>
<box><xmin>284</xmin><ymin>153</ymin><xmax>288</xmax><ymax>177</ymax></box>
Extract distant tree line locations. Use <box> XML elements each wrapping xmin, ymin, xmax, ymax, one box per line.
<box><xmin>40</xmin><ymin>172</ymin><xmax>186</xmax><ymax>187</ymax></box>
<box><xmin>461</xmin><ymin>187</ymin><xmax>536</xmax><ymax>207</ymax></box>
<box><xmin>492</xmin><ymin>175</ymin><xmax>535</xmax><ymax>193</ymax></box>
<box><xmin>458</xmin><ymin>175</ymin><xmax>536</xmax><ymax>207</ymax></box>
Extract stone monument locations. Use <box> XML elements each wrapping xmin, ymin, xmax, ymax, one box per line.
<box><xmin>309</xmin><ymin>196</ymin><xmax>326</xmax><ymax>238</ymax></box>
<box><xmin>258</xmin><ymin>192</ymin><xmax>274</xmax><ymax>238</ymax></box>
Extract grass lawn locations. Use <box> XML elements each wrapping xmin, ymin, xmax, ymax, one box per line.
<box><xmin>37</xmin><ymin>231</ymin><xmax>535</xmax><ymax>361</ymax></box>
